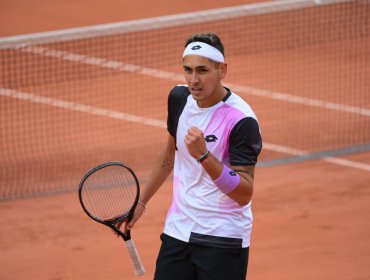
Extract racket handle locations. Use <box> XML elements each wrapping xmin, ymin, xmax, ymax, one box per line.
<box><xmin>125</xmin><ymin>239</ymin><xmax>145</xmax><ymax>276</ymax></box>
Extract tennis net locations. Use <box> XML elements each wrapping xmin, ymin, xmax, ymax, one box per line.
<box><xmin>1</xmin><ymin>0</ymin><xmax>369</xmax><ymax>200</ymax></box>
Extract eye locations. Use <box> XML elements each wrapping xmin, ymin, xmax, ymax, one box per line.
<box><xmin>198</xmin><ymin>68</ymin><xmax>208</xmax><ymax>74</ymax></box>
<box><xmin>184</xmin><ymin>67</ymin><xmax>192</xmax><ymax>74</ymax></box>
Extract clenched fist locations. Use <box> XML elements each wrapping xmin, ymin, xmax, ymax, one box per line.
<box><xmin>184</xmin><ymin>127</ymin><xmax>208</xmax><ymax>160</ymax></box>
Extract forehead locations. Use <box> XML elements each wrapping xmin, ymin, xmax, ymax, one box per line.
<box><xmin>183</xmin><ymin>55</ymin><xmax>214</xmax><ymax>68</ymax></box>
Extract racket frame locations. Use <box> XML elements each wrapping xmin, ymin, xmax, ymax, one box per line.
<box><xmin>78</xmin><ymin>161</ymin><xmax>145</xmax><ymax>275</ymax></box>
<box><xmin>78</xmin><ymin>161</ymin><xmax>140</xmax><ymax>235</ymax></box>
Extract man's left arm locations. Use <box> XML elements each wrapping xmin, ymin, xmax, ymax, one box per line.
<box><xmin>197</xmin><ymin>149</ymin><xmax>255</xmax><ymax>206</ymax></box>
<box><xmin>185</xmin><ymin>115</ymin><xmax>261</xmax><ymax>206</ymax></box>
<box><xmin>228</xmin><ymin>164</ymin><xmax>255</xmax><ymax>206</ymax></box>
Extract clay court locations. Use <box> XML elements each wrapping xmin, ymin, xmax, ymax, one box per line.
<box><xmin>1</xmin><ymin>0</ymin><xmax>370</xmax><ymax>279</ymax></box>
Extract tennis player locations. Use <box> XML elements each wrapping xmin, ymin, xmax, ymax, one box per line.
<box><xmin>121</xmin><ymin>33</ymin><xmax>262</xmax><ymax>280</ymax></box>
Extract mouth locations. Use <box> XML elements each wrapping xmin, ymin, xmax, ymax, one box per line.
<box><xmin>191</xmin><ymin>87</ymin><xmax>203</xmax><ymax>94</ymax></box>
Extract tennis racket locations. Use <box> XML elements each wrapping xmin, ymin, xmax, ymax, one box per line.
<box><xmin>78</xmin><ymin>161</ymin><xmax>145</xmax><ymax>276</ymax></box>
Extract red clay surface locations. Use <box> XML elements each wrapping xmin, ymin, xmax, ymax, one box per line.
<box><xmin>0</xmin><ymin>0</ymin><xmax>267</xmax><ymax>36</ymax></box>
<box><xmin>1</xmin><ymin>160</ymin><xmax>369</xmax><ymax>280</ymax></box>
<box><xmin>1</xmin><ymin>1</ymin><xmax>370</xmax><ymax>280</ymax></box>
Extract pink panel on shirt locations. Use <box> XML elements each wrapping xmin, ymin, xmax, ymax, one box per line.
<box><xmin>203</xmin><ymin>103</ymin><xmax>245</xmax><ymax>163</ymax></box>
<box><xmin>166</xmin><ymin>176</ymin><xmax>180</xmax><ymax>218</ymax></box>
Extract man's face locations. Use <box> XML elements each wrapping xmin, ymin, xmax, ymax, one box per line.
<box><xmin>183</xmin><ymin>55</ymin><xmax>227</xmax><ymax>108</ymax></box>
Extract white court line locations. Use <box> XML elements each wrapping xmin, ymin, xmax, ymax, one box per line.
<box><xmin>0</xmin><ymin>88</ymin><xmax>166</xmax><ymax>129</ymax></box>
<box><xmin>226</xmin><ymin>84</ymin><xmax>370</xmax><ymax>117</ymax></box>
<box><xmin>263</xmin><ymin>143</ymin><xmax>370</xmax><ymax>171</ymax></box>
<box><xmin>19</xmin><ymin>46</ymin><xmax>370</xmax><ymax>117</ymax></box>
<box><xmin>323</xmin><ymin>157</ymin><xmax>370</xmax><ymax>171</ymax></box>
<box><xmin>1</xmin><ymin>87</ymin><xmax>369</xmax><ymax>171</ymax></box>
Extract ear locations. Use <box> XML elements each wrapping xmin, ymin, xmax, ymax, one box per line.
<box><xmin>219</xmin><ymin>63</ymin><xmax>227</xmax><ymax>80</ymax></box>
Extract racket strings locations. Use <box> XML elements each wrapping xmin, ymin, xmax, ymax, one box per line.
<box><xmin>85</xmin><ymin>170</ymin><xmax>134</xmax><ymax>220</ymax></box>
<box><xmin>81</xmin><ymin>165</ymin><xmax>138</xmax><ymax>221</ymax></box>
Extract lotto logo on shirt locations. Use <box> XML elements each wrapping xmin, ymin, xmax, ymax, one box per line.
<box><xmin>205</xmin><ymin>135</ymin><xmax>218</xmax><ymax>143</ymax></box>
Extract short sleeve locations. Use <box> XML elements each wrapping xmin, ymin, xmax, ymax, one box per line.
<box><xmin>229</xmin><ymin>117</ymin><xmax>262</xmax><ymax>166</ymax></box>
<box><xmin>167</xmin><ymin>86</ymin><xmax>190</xmax><ymax>138</ymax></box>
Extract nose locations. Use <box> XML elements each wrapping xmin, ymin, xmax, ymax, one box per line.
<box><xmin>190</xmin><ymin>72</ymin><xmax>200</xmax><ymax>84</ymax></box>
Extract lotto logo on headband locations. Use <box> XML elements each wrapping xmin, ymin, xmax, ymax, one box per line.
<box><xmin>183</xmin><ymin>42</ymin><xmax>225</xmax><ymax>63</ymax></box>
<box><xmin>191</xmin><ymin>45</ymin><xmax>202</xmax><ymax>50</ymax></box>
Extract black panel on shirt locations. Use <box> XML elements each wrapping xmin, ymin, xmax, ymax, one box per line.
<box><xmin>167</xmin><ymin>86</ymin><xmax>190</xmax><ymax>141</ymax></box>
<box><xmin>229</xmin><ymin>117</ymin><xmax>262</xmax><ymax>166</ymax></box>
<box><xmin>189</xmin><ymin>232</ymin><xmax>242</xmax><ymax>249</ymax></box>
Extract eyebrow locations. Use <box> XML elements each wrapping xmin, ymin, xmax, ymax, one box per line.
<box><xmin>183</xmin><ymin>65</ymin><xmax>209</xmax><ymax>70</ymax></box>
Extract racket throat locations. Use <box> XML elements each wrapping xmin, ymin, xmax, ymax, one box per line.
<box><xmin>120</xmin><ymin>229</ymin><xmax>131</xmax><ymax>241</ymax></box>
<box><xmin>111</xmin><ymin>223</ymin><xmax>132</xmax><ymax>241</ymax></box>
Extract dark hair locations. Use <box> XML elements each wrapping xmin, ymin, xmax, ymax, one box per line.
<box><xmin>184</xmin><ymin>33</ymin><xmax>225</xmax><ymax>57</ymax></box>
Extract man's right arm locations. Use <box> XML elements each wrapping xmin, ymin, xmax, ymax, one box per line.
<box><xmin>140</xmin><ymin>133</ymin><xmax>175</xmax><ymax>205</ymax></box>
<box><xmin>125</xmin><ymin>133</ymin><xmax>175</xmax><ymax>230</ymax></box>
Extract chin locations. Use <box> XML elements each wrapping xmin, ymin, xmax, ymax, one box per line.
<box><xmin>191</xmin><ymin>93</ymin><xmax>205</xmax><ymax>101</ymax></box>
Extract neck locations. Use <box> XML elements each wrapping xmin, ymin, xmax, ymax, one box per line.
<box><xmin>197</xmin><ymin>85</ymin><xmax>227</xmax><ymax>108</ymax></box>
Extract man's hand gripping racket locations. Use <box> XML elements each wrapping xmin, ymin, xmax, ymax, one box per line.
<box><xmin>78</xmin><ymin>161</ymin><xmax>145</xmax><ymax>276</ymax></box>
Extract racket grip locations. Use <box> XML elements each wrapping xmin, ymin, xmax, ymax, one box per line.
<box><xmin>125</xmin><ymin>239</ymin><xmax>145</xmax><ymax>276</ymax></box>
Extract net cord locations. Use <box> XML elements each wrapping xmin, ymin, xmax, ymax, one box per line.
<box><xmin>0</xmin><ymin>0</ymin><xmax>353</xmax><ymax>50</ymax></box>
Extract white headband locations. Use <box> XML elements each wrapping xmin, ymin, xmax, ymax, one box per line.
<box><xmin>183</xmin><ymin>42</ymin><xmax>224</xmax><ymax>63</ymax></box>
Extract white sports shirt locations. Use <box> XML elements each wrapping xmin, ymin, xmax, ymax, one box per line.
<box><xmin>164</xmin><ymin>85</ymin><xmax>262</xmax><ymax>248</ymax></box>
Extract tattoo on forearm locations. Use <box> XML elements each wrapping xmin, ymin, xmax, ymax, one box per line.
<box><xmin>234</xmin><ymin>166</ymin><xmax>255</xmax><ymax>178</ymax></box>
<box><xmin>161</xmin><ymin>156</ymin><xmax>174</xmax><ymax>172</ymax></box>
<box><xmin>245</xmin><ymin>166</ymin><xmax>255</xmax><ymax>178</ymax></box>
